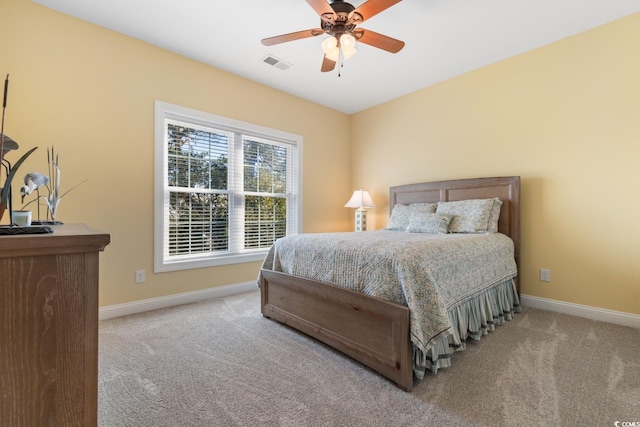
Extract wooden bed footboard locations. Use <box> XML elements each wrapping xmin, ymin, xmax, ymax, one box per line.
<box><xmin>260</xmin><ymin>269</ymin><xmax>414</xmax><ymax>392</ymax></box>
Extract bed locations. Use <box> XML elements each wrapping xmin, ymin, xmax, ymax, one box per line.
<box><xmin>259</xmin><ymin>176</ymin><xmax>520</xmax><ymax>391</ymax></box>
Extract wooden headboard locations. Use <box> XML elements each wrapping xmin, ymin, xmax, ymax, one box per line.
<box><xmin>389</xmin><ymin>176</ymin><xmax>521</xmax><ymax>289</ymax></box>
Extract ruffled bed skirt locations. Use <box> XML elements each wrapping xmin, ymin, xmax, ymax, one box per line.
<box><xmin>413</xmin><ymin>278</ymin><xmax>521</xmax><ymax>379</ymax></box>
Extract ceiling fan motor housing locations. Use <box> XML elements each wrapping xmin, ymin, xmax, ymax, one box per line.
<box><xmin>321</xmin><ymin>0</ymin><xmax>363</xmax><ymax>38</ymax></box>
<box><xmin>330</xmin><ymin>0</ymin><xmax>355</xmax><ymax>13</ymax></box>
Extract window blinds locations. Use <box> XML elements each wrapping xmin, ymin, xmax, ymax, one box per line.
<box><xmin>163</xmin><ymin>116</ymin><xmax>298</xmax><ymax>261</ymax></box>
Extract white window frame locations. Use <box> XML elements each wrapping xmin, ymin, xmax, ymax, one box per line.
<box><xmin>154</xmin><ymin>101</ymin><xmax>302</xmax><ymax>273</ymax></box>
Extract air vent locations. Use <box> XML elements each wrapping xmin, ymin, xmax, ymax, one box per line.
<box><xmin>262</xmin><ymin>55</ymin><xmax>291</xmax><ymax>71</ymax></box>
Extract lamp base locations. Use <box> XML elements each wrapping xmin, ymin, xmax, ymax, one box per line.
<box><xmin>354</xmin><ymin>209</ymin><xmax>367</xmax><ymax>232</ymax></box>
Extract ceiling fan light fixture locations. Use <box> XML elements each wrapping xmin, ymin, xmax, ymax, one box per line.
<box><xmin>340</xmin><ymin>33</ymin><xmax>356</xmax><ymax>48</ymax></box>
<box><xmin>339</xmin><ymin>33</ymin><xmax>357</xmax><ymax>60</ymax></box>
<box><xmin>261</xmin><ymin>0</ymin><xmax>404</xmax><ymax>73</ymax></box>
<box><xmin>321</xmin><ymin>36</ymin><xmax>340</xmax><ymax>61</ymax></box>
<box><xmin>321</xmin><ymin>36</ymin><xmax>337</xmax><ymax>53</ymax></box>
<box><xmin>342</xmin><ymin>45</ymin><xmax>357</xmax><ymax>60</ymax></box>
<box><xmin>326</xmin><ymin>48</ymin><xmax>340</xmax><ymax>62</ymax></box>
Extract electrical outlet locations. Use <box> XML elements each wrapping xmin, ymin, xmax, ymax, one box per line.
<box><xmin>540</xmin><ymin>268</ymin><xmax>551</xmax><ymax>282</ymax></box>
<box><xmin>135</xmin><ymin>270</ymin><xmax>145</xmax><ymax>284</ymax></box>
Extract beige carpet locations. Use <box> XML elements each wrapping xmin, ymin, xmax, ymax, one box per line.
<box><xmin>98</xmin><ymin>290</ymin><xmax>640</xmax><ymax>427</ymax></box>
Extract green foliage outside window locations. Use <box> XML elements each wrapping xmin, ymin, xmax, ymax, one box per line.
<box><xmin>167</xmin><ymin>123</ymin><xmax>287</xmax><ymax>256</ymax></box>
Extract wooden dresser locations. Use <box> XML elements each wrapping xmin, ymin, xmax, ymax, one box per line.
<box><xmin>0</xmin><ymin>224</ymin><xmax>110</xmax><ymax>426</ymax></box>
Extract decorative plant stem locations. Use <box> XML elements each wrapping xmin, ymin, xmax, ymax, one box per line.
<box><xmin>42</xmin><ymin>146</ymin><xmax>85</xmax><ymax>221</ymax></box>
<box><xmin>19</xmin><ymin>147</ymin><xmax>85</xmax><ymax>222</ymax></box>
<box><xmin>0</xmin><ymin>74</ymin><xmax>9</xmax><ymax>168</ymax></box>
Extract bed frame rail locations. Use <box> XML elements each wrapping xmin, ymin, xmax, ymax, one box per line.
<box><xmin>260</xmin><ymin>269</ymin><xmax>413</xmax><ymax>391</ymax></box>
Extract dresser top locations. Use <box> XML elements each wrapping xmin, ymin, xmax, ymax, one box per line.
<box><xmin>0</xmin><ymin>223</ymin><xmax>110</xmax><ymax>257</ymax></box>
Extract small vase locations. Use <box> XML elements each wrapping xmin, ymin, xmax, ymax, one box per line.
<box><xmin>11</xmin><ymin>210</ymin><xmax>32</xmax><ymax>227</ymax></box>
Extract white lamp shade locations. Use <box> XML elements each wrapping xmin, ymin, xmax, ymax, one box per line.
<box><xmin>339</xmin><ymin>34</ymin><xmax>357</xmax><ymax>60</ymax></box>
<box><xmin>322</xmin><ymin>34</ymin><xmax>358</xmax><ymax>62</ymax></box>
<box><xmin>344</xmin><ymin>189</ymin><xmax>376</xmax><ymax>209</ymax></box>
<box><xmin>325</xmin><ymin>48</ymin><xmax>339</xmax><ymax>62</ymax></box>
<box><xmin>322</xmin><ymin>36</ymin><xmax>339</xmax><ymax>61</ymax></box>
<box><xmin>342</xmin><ymin>45</ymin><xmax>357</xmax><ymax>60</ymax></box>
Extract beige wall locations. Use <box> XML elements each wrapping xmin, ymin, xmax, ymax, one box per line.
<box><xmin>1</xmin><ymin>0</ymin><xmax>351</xmax><ymax>306</ymax></box>
<box><xmin>3</xmin><ymin>1</ymin><xmax>638</xmax><ymax>316</ymax></box>
<box><xmin>350</xmin><ymin>13</ymin><xmax>640</xmax><ymax>315</ymax></box>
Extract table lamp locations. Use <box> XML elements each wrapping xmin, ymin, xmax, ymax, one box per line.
<box><xmin>344</xmin><ymin>189</ymin><xmax>376</xmax><ymax>232</ymax></box>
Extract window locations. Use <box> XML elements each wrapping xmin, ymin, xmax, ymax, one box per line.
<box><xmin>154</xmin><ymin>101</ymin><xmax>301</xmax><ymax>272</ymax></box>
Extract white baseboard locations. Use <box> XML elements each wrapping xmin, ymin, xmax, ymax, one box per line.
<box><xmin>520</xmin><ymin>294</ymin><xmax>640</xmax><ymax>329</ymax></box>
<box><xmin>99</xmin><ymin>281</ymin><xmax>258</xmax><ymax>320</ymax></box>
<box><xmin>100</xmin><ymin>287</ymin><xmax>640</xmax><ymax>329</ymax></box>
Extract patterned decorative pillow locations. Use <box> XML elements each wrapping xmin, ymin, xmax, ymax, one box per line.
<box><xmin>436</xmin><ymin>198</ymin><xmax>502</xmax><ymax>233</ymax></box>
<box><xmin>385</xmin><ymin>203</ymin><xmax>438</xmax><ymax>231</ymax></box>
<box><xmin>488</xmin><ymin>198</ymin><xmax>503</xmax><ymax>233</ymax></box>
<box><xmin>406</xmin><ymin>213</ymin><xmax>455</xmax><ymax>234</ymax></box>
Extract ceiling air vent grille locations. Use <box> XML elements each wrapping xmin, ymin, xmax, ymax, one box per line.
<box><xmin>262</xmin><ymin>55</ymin><xmax>291</xmax><ymax>71</ymax></box>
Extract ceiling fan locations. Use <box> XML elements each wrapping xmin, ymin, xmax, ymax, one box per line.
<box><xmin>261</xmin><ymin>0</ymin><xmax>405</xmax><ymax>73</ymax></box>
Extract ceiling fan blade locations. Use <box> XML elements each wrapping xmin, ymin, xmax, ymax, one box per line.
<box><xmin>352</xmin><ymin>0</ymin><xmax>402</xmax><ymax>23</ymax></box>
<box><xmin>321</xmin><ymin>55</ymin><xmax>336</xmax><ymax>72</ymax></box>
<box><xmin>261</xmin><ymin>29</ymin><xmax>323</xmax><ymax>46</ymax></box>
<box><xmin>358</xmin><ymin>28</ymin><xmax>405</xmax><ymax>53</ymax></box>
<box><xmin>306</xmin><ymin>0</ymin><xmax>335</xmax><ymax>17</ymax></box>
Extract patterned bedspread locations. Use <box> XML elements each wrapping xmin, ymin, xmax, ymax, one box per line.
<box><xmin>260</xmin><ymin>230</ymin><xmax>518</xmax><ymax>373</ymax></box>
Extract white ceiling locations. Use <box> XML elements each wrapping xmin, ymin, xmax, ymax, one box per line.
<box><xmin>34</xmin><ymin>0</ymin><xmax>640</xmax><ymax>114</ymax></box>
